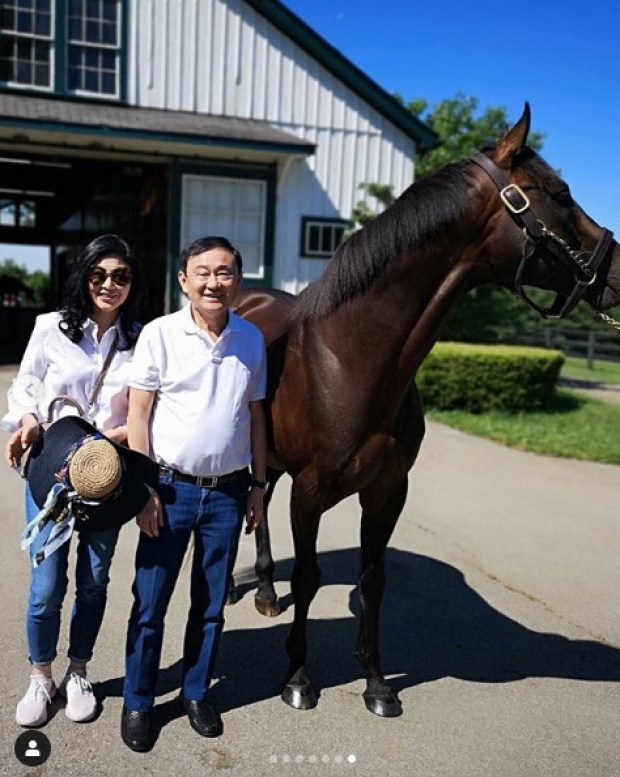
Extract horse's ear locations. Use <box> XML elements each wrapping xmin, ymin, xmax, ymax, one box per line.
<box><xmin>494</xmin><ymin>102</ymin><xmax>531</xmax><ymax>168</ymax></box>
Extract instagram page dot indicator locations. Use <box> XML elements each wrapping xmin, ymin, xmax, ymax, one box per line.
<box><xmin>295</xmin><ymin>755</ymin><xmax>304</xmax><ymax>763</ymax></box>
<box><xmin>282</xmin><ymin>755</ymin><xmax>290</xmax><ymax>763</ymax></box>
<box><xmin>308</xmin><ymin>755</ymin><xmax>317</xmax><ymax>763</ymax></box>
<box><xmin>322</xmin><ymin>754</ymin><xmax>330</xmax><ymax>763</ymax></box>
<box><xmin>348</xmin><ymin>754</ymin><xmax>357</xmax><ymax>763</ymax></box>
<box><xmin>268</xmin><ymin>755</ymin><xmax>278</xmax><ymax>763</ymax></box>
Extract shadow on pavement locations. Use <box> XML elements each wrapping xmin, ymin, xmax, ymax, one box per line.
<box><xmin>98</xmin><ymin>546</ymin><xmax>620</xmax><ymax>733</ymax></box>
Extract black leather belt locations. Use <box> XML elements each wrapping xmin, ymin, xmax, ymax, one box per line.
<box><xmin>158</xmin><ymin>466</ymin><xmax>248</xmax><ymax>488</ymax></box>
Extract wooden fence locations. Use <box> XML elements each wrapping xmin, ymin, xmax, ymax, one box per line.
<box><xmin>517</xmin><ymin>327</ymin><xmax>620</xmax><ymax>367</ymax></box>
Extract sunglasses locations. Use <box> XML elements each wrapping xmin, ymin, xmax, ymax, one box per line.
<box><xmin>88</xmin><ymin>267</ymin><xmax>133</xmax><ymax>287</ymax></box>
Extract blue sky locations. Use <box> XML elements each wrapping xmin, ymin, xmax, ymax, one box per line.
<box><xmin>283</xmin><ymin>0</ymin><xmax>620</xmax><ymax>236</ymax></box>
<box><xmin>4</xmin><ymin>0</ymin><xmax>619</xmax><ymax>274</ymax></box>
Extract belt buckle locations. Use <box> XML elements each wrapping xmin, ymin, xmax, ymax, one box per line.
<box><xmin>198</xmin><ymin>475</ymin><xmax>217</xmax><ymax>488</ymax></box>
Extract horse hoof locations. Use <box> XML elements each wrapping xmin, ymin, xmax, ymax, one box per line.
<box><xmin>281</xmin><ymin>682</ymin><xmax>318</xmax><ymax>710</ymax></box>
<box><xmin>254</xmin><ymin>596</ymin><xmax>280</xmax><ymax>617</ymax></box>
<box><xmin>363</xmin><ymin>692</ymin><xmax>402</xmax><ymax>717</ymax></box>
<box><xmin>225</xmin><ymin>589</ymin><xmax>239</xmax><ymax>606</ymax></box>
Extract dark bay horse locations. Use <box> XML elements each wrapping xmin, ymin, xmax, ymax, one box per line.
<box><xmin>232</xmin><ymin>105</ymin><xmax>620</xmax><ymax>717</ymax></box>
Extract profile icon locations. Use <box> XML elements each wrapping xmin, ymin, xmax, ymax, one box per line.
<box><xmin>14</xmin><ymin>731</ymin><xmax>51</xmax><ymax>766</ymax></box>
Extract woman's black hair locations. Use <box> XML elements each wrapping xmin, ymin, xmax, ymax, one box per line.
<box><xmin>58</xmin><ymin>234</ymin><xmax>145</xmax><ymax>350</ymax></box>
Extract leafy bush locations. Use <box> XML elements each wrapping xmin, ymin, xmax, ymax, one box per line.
<box><xmin>417</xmin><ymin>342</ymin><xmax>564</xmax><ymax>414</ymax></box>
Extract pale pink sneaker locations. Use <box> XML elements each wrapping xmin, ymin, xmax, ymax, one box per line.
<box><xmin>15</xmin><ymin>675</ymin><xmax>57</xmax><ymax>727</ymax></box>
<box><xmin>59</xmin><ymin>672</ymin><xmax>97</xmax><ymax>722</ymax></box>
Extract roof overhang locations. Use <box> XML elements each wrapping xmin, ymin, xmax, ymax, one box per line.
<box><xmin>0</xmin><ymin>93</ymin><xmax>316</xmax><ymax>163</ymax></box>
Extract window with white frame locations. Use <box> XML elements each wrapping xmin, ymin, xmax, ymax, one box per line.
<box><xmin>181</xmin><ymin>175</ymin><xmax>267</xmax><ymax>278</ymax></box>
<box><xmin>300</xmin><ymin>217</ymin><xmax>350</xmax><ymax>258</ymax></box>
<box><xmin>0</xmin><ymin>0</ymin><xmax>121</xmax><ymax>97</ymax></box>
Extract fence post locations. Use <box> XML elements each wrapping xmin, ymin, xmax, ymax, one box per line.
<box><xmin>587</xmin><ymin>331</ymin><xmax>595</xmax><ymax>370</ymax></box>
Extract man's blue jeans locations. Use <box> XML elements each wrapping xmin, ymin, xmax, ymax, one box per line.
<box><xmin>24</xmin><ymin>485</ymin><xmax>119</xmax><ymax>665</ymax></box>
<box><xmin>123</xmin><ymin>469</ymin><xmax>249</xmax><ymax>711</ymax></box>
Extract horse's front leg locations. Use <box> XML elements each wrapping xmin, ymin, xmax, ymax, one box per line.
<box><xmin>356</xmin><ymin>477</ymin><xmax>408</xmax><ymax>717</ymax></box>
<box><xmin>281</xmin><ymin>476</ymin><xmax>322</xmax><ymax>710</ymax></box>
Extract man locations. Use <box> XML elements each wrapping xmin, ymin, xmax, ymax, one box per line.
<box><xmin>121</xmin><ymin>236</ymin><xmax>267</xmax><ymax>752</ymax></box>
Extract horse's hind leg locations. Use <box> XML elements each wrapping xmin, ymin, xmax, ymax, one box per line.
<box><xmin>226</xmin><ymin>468</ymin><xmax>282</xmax><ymax>613</ymax></box>
<box><xmin>356</xmin><ymin>477</ymin><xmax>408</xmax><ymax>717</ymax></box>
<box><xmin>281</xmin><ymin>480</ymin><xmax>322</xmax><ymax>711</ymax></box>
<box><xmin>254</xmin><ymin>470</ymin><xmax>283</xmax><ymax>617</ymax></box>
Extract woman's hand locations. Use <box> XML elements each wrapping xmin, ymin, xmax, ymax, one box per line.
<box><xmin>4</xmin><ymin>416</ymin><xmax>40</xmax><ymax>467</ymax></box>
<box><xmin>105</xmin><ymin>425</ymin><xmax>128</xmax><ymax>444</ymax></box>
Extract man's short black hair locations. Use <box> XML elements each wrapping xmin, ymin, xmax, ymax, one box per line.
<box><xmin>180</xmin><ymin>236</ymin><xmax>243</xmax><ymax>274</ymax></box>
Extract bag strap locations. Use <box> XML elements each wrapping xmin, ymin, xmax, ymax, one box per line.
<box><xmin>87</xmin><ymin>330</ymin><xmax>120</xmax><ymax>408</ymax></box>
<box><xmin>45</xmin><ymin>330</ymin><xmax>120</xmax><ymax>423</ymax></box>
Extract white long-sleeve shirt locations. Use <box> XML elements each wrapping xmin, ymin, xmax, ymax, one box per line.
<box><xmin>0</xmin><ymin>311</ymin><xmax>135</xmax><ymax>433</ymax></box>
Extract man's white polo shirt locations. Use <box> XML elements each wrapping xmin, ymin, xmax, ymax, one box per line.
<box><xmin>128</xmin><ymin>305</ymin><xmax>266</xmax><ymax>477</ymax></box>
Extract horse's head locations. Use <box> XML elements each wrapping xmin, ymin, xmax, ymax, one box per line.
<box><xmin>470</xmin><ymin>104</ymin><xmax>620</xmax><ymax>318</ymax></box>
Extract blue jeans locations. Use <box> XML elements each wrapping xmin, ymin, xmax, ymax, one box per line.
<box><xmin>25</xmin><ymin>485</ymin><xmax>119</xmax><ymax>665</ymax></box>
<box><xmin>123</xmin><ymin>469</ymin><xmax>249</xmax><ymax>711</ymax></box>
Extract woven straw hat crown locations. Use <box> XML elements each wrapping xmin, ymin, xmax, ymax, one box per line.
<box><xmin>68</xmin><ymin>439</ymin><xmax>122</xmax><ymax>500</ymax></box>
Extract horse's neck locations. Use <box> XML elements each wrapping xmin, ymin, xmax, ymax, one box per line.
<box><xmin>308</xmin><ymin>241</ymin><xmax>475</xmax><ymax>426</ymax></box>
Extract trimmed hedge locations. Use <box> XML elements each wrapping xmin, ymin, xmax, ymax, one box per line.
<box><xmin>417</xmin><ymin>342</ymin><xmax>565</xmax><ymax>414</ymax></box>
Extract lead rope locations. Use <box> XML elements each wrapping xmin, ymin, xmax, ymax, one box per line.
<box><xmin>598</xmin><ymin>311</ymin><xmax>620</xmax><ymax>331</ymax></box>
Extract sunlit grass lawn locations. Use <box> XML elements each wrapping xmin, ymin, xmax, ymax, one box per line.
<box><xmin>427</xmin><ymin>389</ymin><xmax>620</xmax><ymax>465</ymax></box>
<box><xmin>561</xmin><ymin>356</ymin><xmax>620</xmax><ymax>384</ymax></box>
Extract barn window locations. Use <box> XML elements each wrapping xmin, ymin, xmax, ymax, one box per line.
<box><xmin>300</xmin><ymin>217</ymin><xmax>350</xmax><ymax>258</ymax></box>
<box><xmin>0</xmin><ymin>0</ymin><xmax>53</xmax><ymax>88</ymax></box>
<box><xmin>0</xmin><ymin>0</ymin><xmax>122</xmax><ymax>97</ymax></box>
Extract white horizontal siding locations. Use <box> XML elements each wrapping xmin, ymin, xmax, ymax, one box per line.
<box><xmin>128</xmin><ymin>0</ymin><xmax>416</xmax><ymax>293</ymax></box>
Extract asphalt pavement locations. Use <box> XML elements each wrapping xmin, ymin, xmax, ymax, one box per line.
<box><xmin>0</xmin><ymin>365</ymin><xmax>619</xmax><ymax>777</ymax></box>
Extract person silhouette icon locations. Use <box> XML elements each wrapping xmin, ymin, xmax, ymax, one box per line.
<box><xmin>14</xmin><ymin>730</ymin><xmax>51</xmax><ymax>766</ymax></box>
<box><xmin>25</xmin><ymin>740</ymin><xmax>40</xmax><ymax>757</ymax></box>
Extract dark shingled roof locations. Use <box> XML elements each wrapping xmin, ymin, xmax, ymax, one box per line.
<box><xmin>0</xmin><ymin>93</ymin><xmax>316</xmax><ymax>154</ymax></box>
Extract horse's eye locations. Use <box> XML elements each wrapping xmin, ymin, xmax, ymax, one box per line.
<box><xmin>553</xmin><ymin>187</ymin><xmax>573</xmax><ymax>207</ymax></box>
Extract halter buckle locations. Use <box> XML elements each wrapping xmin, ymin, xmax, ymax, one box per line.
<box><xmin>500</xmin><ymin>184</ymin><xmax>530</xmax><ymax>215</ymax></box>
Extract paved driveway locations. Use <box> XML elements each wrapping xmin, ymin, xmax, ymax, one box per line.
<box><xmin>0</xmin><ymin>366</ymin><xmax>618</xmax><ymax>777</ymax></box>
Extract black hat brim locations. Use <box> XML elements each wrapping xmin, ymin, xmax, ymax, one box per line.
<box><xmin>26</xmin><ymin>416</ymin><xmax>158</xmax><ymax>533</ymax></box>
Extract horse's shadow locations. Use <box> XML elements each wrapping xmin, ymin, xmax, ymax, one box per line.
<box><xmin>99</xmin><ymin>546</ymin><xmax>620</xmax><ymax>727</ymax></box>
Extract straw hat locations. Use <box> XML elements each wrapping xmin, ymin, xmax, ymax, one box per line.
<box><xmin>27</xmin><ymin>416</ymin><xmax>158</xmax><ymax>533</ymax></box>
<box><xmin>68</xmin><ymin>438</ymin><xmax>123</xmax><ymax>500</ymax></box>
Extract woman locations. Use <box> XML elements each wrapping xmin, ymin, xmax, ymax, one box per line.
<box><xmin>1</xmin><ymin>234</ymin><xmax>145</xmax><ymax>727</ymax></box>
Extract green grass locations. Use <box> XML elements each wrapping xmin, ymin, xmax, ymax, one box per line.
<box><xmin>427</xmin><ymin>389</ymin><xmax>620</xmax><ymax>465</ymax></box>
<box><xmin>561</xmin><ymin>356</ymin><xmax>620</xmax><ymax>385</ymax></box>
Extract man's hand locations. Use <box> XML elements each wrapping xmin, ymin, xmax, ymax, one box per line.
<box><xmin>4</xmin><ymin>416</ymin><xmax>40</xmax><ymax>467</ymax></box>
<box><xmin>136</xmin><ymin>488</ymin><xmax>163</xmax><ymax>537</ymax></box>
<box><xmin>245</xmin><ymin>486</ymin><xmax>264</xmax><ymax>534</ymax></box>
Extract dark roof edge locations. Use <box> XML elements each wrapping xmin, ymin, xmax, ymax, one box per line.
<box><xmin>245</xmin><ymin>0</ymin><xmax>439</xmax><ymax>151</ymax></box>
<box><xmin>0</xmin><ymin>115</ymin><xmax>316</xmax><ymax>156</ymax></box>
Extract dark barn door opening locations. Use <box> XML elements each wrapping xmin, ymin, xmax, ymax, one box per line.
<box><xmin>0</xmin><ymin>153</ymin><xmax>168</xmax><ymax>364</ymax></box>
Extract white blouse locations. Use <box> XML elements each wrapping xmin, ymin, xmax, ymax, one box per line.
<box><xmin>0</xmin><ymin>311</ymin><xmax>135</xmax><ymax>433</ymax></box>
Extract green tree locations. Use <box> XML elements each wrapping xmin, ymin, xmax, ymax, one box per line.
<box><xmin>406</xmin><ymin>94</ymin><xmax>545</xmax><ymax>179</ymax></box>
<box><xmin>0</xmin><ymin>258</ymin><xmax>49</xmax><ymax>305</ymax></box>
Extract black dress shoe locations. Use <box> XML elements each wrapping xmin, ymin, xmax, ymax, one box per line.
<box><xmin>180</xmin><ymin>697</ymin><xmax>223</xmax><ymax>738</ymax></box>
<box><xmin>121</xmin><ymin>705</ymin><xmax>152</xmax><ymax>752</ymax></box>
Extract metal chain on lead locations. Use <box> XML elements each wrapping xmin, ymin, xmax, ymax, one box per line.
<box><xmin>536</xmin><ymin>223</ymin><xmax>595</xmax><ymax>278</ymax></box>
<box><xmin>598</xmin><ymin>311</ymin><xmax>620</xmax><ymax>331</ymax></box>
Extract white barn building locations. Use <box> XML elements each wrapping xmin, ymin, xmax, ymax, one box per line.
<box><xmin>0</xmin><ymin>0</ymin><xmax>435</xmax><ymax>358</ymax></box>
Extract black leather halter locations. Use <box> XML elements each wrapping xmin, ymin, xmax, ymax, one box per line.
<box><xmin>470</xmin><ymin>151</ymin><xmax>615</xmax><ymax>319</ymax></box>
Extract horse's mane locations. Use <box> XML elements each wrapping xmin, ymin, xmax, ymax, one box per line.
<box><xmin>290</xmin><ymin>161</ymin><xmax>470</xmax><ymax>323</ymax></box>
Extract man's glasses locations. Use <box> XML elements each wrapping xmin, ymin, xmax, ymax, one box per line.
<box><xmin>88</xmin><ymin>267</ymin><xmax>133</xmax><ymax>287</ymax></box>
